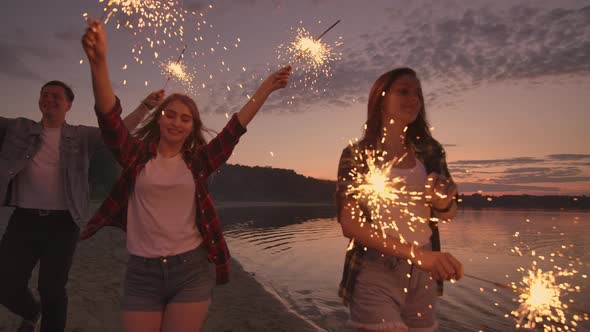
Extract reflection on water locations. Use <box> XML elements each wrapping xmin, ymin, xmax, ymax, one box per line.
<box><xmin>220</xmin><ymin>207</ymin><xmax>590</xmax><ymax>332</ymax></box>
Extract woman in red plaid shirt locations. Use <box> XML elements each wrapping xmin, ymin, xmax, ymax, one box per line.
<box><xmin>82</xmin><ymin>19</ymin><xmax>291</xmax><ymax>332</ymax></box>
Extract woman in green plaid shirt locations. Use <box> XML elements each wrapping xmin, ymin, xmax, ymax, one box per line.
<box><xmin>336</xmin><ymin>68</ymin><xmax>464</xmax><ymax>331</ymax></box>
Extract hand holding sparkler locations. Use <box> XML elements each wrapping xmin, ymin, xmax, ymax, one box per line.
<box><xmin>236</xmin><ymin>65</ymin><xmax>292</xmax><ymax>127</ymax></box>
<box><xmin>260</xmin><ymin>65</ymin><xmax>292</xmax><ymax>93</ymax></box>
<box><xmin>82</xmin><ymin>18</ymin><xmax>107</xmax><ymax>67</ymax></box>
<box><xmin>425</xmin><ymin>172</ymin><xmax>458</xmax><ymax>213</ymax></box>
<box><xmin>141</xmin><ymin>90</ymin><xmax>165</xmax><ymax>110</ymax></box>
<box><xmin>122</xmin><ymin>90</ymin><xmax>166</xmax><ymax>130</ymax></box>
<box><xmin>82</xmin><ymin>18</ymin><xmax>117</xmax><ymax>116</ymax></box>
<box><xmin>413</xmin><ymin>248</ymin><xmax>464</xmax><ymax>281</ymax></box>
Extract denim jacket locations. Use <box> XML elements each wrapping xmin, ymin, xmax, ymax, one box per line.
<box><xmin>0</xmin><ymin>116</ymin><xmax>107</xmax><ymax>224</ymax></box>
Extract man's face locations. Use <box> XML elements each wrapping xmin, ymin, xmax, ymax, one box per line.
<box><xmin>39</xmin><ymin>85</ymin><xmax>72</xmax><ymax>118</ymax></box>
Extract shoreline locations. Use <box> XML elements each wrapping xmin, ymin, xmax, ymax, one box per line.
<box><xmin>0</xmin><ymin>208</ymin><xmax>321</xmax><ymax>332</ymax></box>
<box><xmin>204</xmin><ymin>258</ymin><xmax>322</xmax><ymax>332</ymax></box>
<box><xmin>91</xmin><ymin>199</ymin><xmax>590</xmax><ymax>212</ymax></box>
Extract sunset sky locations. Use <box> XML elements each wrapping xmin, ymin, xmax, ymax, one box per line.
<box><xmin>1</xmin><ymin>0</ymin><xmax>589</xmax><ymax>195</ymax></box>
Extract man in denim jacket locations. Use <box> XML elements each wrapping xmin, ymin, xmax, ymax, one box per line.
<box><xmin>0</xmin><ymin>81</ymin><xmax>162</xmax><ymax>332</ymax></box>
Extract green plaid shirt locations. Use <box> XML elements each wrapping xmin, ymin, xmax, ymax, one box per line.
<box><xmin>335</xmin><ymin>138</ymin><xmax>453</xmax><ymax>306</ymax></box>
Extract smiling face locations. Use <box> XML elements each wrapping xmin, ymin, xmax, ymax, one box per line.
<box><xmin>381</xmin><ymin>74</ymin><xmax>423</xmax><ymax>126</ymax></box>
<box><xmin>38</xmin><ymin>84</ymin><xmax>72</xmax><ymax>120</ymax></box>
<box><xmin>157</xmin><ymin>99</ymin><xmax>194</xmax><ymax>146</ymax></box>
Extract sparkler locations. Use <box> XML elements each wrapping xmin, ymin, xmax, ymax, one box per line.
<box><xmin>466</xmin><ymin>250</ymin><xmax>588</xmax><ymax>331</ymax></box>
<box><xmin>91</xmin><ymin>1</ymin><xmax>240</xmax><ymax>95</ymax></box>
<box><xmin>99</xmin><ymin>1</ymin><xmax>114</xmax><ymax>22</ymax></box>
<box><xmin>344</xmin><ymin>147</ymin><xmax>429</xmax><ymax>241</ymax></box>
<box><xmin>162</xmin><ymin>45</ymin><xmax>188</xmax><ymax>90</ymax></box>
<box><xmin>294</xmin><ymin>19</ymin><xmax>341</xmax><ymax>61</ymax></box>
<box><xmin>276</xmin><ymin>20</ymin><xmax>343</xmax><ymax>91</ymax></box>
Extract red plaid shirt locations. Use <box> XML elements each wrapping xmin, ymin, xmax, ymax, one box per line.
<box><xmin>80</xmin><ymin>98</ymin><xmax>246</xmax><ymax>285</ymax></box>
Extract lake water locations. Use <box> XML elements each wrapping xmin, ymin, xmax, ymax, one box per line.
<box><xmin>219</xmin><ymin>206</ymin><xmax>590</xmax><ymax>332</ymax></box>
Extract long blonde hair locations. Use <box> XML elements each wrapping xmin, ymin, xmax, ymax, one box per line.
<box><xmin>134</xmin><ymin>93</ymin><xmax>208</xmax><ymax>151</ymax></box>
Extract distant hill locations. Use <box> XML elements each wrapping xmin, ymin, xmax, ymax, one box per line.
<box><xmin>88</xmin><ymin>158</ymin><xmax>336</xmax><ymax>203</ymax></box>
<box><xmin>89</xmin><ymin>158</ymin><xmax>589</xmax><ymax>210</ymax></box>
<box><xmin>208</xmin><ymin>164</ymin><xmax>335</xmax><ymax>203</ymax></box>
<box><xmin>458</xmin><ymin>193</ymin><xmax>589</xmax><ymax>210</ymax></box>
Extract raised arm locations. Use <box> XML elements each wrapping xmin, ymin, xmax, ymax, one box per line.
<box><xmin>236</xmin><ymin>66</ymin><xmax>291</xmax><ymax>127</ymax></box>
<box><xmin>82</xmin><ymin>19</ymin><xmax>116</xmax><ymax>116</ymax></box>
<box><xmin>82</xmin><ymin>19</ymin><xmax>142</xmax><ymax>167</ymax></box>
<box><xmin>193</xmin><ymin>66</ymin><xmax>292</xmax><ymax>177</ymax></box>
<box><xmin>122</xmin><ymin>90</ymin><xmax>165</xmax><ymax>130</ymax></box>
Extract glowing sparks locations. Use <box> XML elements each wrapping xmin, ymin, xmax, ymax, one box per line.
<box><xmin>511</xmin><ymin>266</ymin><xmax>576</xmax><ymax>330</ymax></box>
<box><xmin>99</xmin><ymin>0</ymin><xmax>189</xmax><ymax>50</ymax></box>
<box><xmin>344</xmin><ymin>147</ymin><xmax>429</xmax><ymax>243</ymax></box>
<box><xmin>504</xmin><ymin>232</ymin><xmax>588</xmax><ymax>331</ymax></box>
<box><xmin>276</xmin><ymin>23</ymin><xmax>342</xmax><ymax>92</ymax></box>
<box><xmin>160</xmin><ymin>59</ymin><xmax>194</xmax><ymax>89</ymax></box>
<box><xmin>293</xmin><ymin>31</ymin><xmax>331</xmax><ymax>67</ymax></box>
<box><xmin>346</xmin><ymin>149</ymin><xmax>404</xmax><ymax>212</ymax></box>
<box><xmin>96</xmin><ymin>1</ymin><xmax>239</xmax><ymax>94</ymax></box>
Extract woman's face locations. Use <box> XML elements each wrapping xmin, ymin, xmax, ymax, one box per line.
<box><xmin>381</xmin><ymin>74</ymin><xmax>423</xmax><ymax>126</ymax></box>
<box><xmin>158</xmin><ymin>99</ymin><xmax>194</xmax><ymax>146</ymax></box>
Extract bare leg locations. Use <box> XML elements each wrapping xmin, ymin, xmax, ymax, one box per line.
<box><xmin>161</xmin><ymin>300</ymin><xmax>210</xmax><ymax>332</ymax></box>
<box><xmin>121</xmin><ymin>310</ymin><xmax>163</xmax><ymax>332</ymax></box>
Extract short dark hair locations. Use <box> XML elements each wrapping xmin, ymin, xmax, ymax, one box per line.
<box><xmin>41</xmin><ymin>81</ymin><xmax>75</xmax><ymax>102</ymax></box>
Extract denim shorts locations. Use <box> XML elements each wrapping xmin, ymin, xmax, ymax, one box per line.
<box><xmin>348</xmin><ymin>245</ymin><xmax>438</xmax><ymax>332</ymax></box>
<box><xmin>121</xmin><ymin>245</ymin><xmax>214</xmax><ymax>311</ymax></box>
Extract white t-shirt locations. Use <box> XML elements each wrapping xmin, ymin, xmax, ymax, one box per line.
<box><xmin>126</xmin><ymin>152</ymin><xmax>202</xmax><ymax>257</ymax></box>
<box><xmin>378</xmin><ymin>160</ymin><xmax>432</xmax><ymax>247</ymax></box>
<box><xmin>12</xmin><ymin>126</ymin><xmax>68</xmax><ymax>210</ymax></box>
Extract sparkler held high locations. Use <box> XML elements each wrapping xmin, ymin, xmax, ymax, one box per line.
<box><xmin>162</xmin><ymin>45</ymin><xmax>188</xmax><ymax>90</ymax></box>
<box><xmin>276</xmin><ymin>20</ymin><xmax>343</xmax><ymax>92</ymax></box>
<box><xmin>294</xmin><ymin>19</ymin><xmax>341</xmax><ymax>61</ymax></box>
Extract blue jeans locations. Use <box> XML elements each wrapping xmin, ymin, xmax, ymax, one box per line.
<box><xmin>0</xmin><ymin>208</ymin><xmax>79</xmax><ymax>332</ymax></box>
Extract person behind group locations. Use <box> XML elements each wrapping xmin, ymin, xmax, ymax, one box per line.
<box><xmin>336</xmin><ymin>67</ymin><xmax>464</xmax><ymax>332</ymax></box>
<box><xmin>0</xmin><ymin>79</ymin><xmax>164</xmax><ymax>332</ymax></box>
<box><xmin>80</xmin><ymin>18</ymin><xmax>292</xmax><ymax>332</ymax></box>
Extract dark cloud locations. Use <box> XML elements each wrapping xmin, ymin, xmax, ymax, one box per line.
<box><xmin>503</xmin><ymin>167</ymin><xmax>553</xmax><ymax>174</ymax></box>
<box><xmin>54</xmin><ymin>27</ymin><xmax>80</xmax><ymax>42</ymax></box>
<box><xmin>207</xmin><ymin>3</ymin><xmax>590</xmax><ymax>113</ymax></box>
<box><xmin>450</xmin><ymin>157</ymin><xmax>544</xmax><ymax>167</ymax></box>
<box><xmin>496</xmin><ymin>166</ymin><xmax>588</xmax><ymax>184</ymax></box>
<box><xmin>0</xmin><ymin>29</ymin><xmax>60</xmax><ymax>81</ymax></box>
<box><xmin>449</xmin><ymin>153</ymin><xmax>590</xmax><ymax>189</ymax></box>
<box><xmin>0</xmin><ymin>43</ymin><xmax>47</xmax><ymax>81</ymax></box>
<box><xmin>546</xmin><ymin>154</ymin><xmax>590</xmax><ymax>161</ymax></box>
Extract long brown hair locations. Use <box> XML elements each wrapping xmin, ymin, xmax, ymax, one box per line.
<box><xmin>361</xmin><ymin>68</ymin><xmax>433</xmax><ymax>149</ymax></box>
<box><xmin>134</xmin><ymin>93</ymin><xmax>208</xmax><ymax>151</ymax></box>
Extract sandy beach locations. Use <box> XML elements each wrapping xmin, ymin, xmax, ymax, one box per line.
<box><xmin>0</xmin><ymin>207</ymin><xmax>319</xmax><ymax>332</ymax></box>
